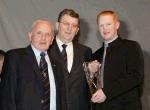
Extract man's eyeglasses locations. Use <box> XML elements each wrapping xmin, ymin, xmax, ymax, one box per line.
<box><xmin>60</xmin><ymin>21</ymin><xmax>78</xmax><ymax>29</ymax></box>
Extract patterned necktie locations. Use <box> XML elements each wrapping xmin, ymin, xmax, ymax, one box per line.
<box><xmin>61</xmin><ymin>44</ymin><xmax>67</xmax><ymax>66</ymax></box>
<box><xmin>39</xmin><ymin>52</ymin><xmax>50</xmax><ymax>110</ymax></box>
<box><xmin>100</xmin><ymin>43</ymin><xmax>108</xmax><ymax>88</ymax></box>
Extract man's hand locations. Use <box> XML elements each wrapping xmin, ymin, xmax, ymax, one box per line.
<box><xmin>91</xmin><ymin>89</ymin><xmax>106</xmax><ymax>103</ymax></box>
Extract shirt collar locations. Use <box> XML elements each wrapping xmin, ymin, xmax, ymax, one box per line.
<box><xmin>104</xmin><ymin>35</ymin><xmax>118</xmax><ymax>45</ymax></box>
<box><xmin>56</xmin><ymin>36</ymin><xmax>72</xmax><ymax>47</ymax></box>
<box><xmin>31</xmin><ymin>44</ymin><xmax>47</xmax><ymax>58</ymax></box>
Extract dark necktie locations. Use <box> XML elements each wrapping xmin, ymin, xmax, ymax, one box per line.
<box><xmin>61</xmin><ymin>44</ymin><xmax>67</xmax><ymax>66</ymax></box>
<box><xmin>39</xmin><ymin>52</ymin><xmax>50</xmax><ymax>110</ymax></box>
<box><xmin>100</xmin><ymin>43</ymin><xmax>108</xmax><ymax>88</ymax></box>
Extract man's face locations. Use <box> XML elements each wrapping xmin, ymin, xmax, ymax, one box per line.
<box><xmin>98</xmin><ymin>14</ymin><xmax>120</xmax><ymax>41</ymax></box>
<box><xmin>57</xmin><ymin>14</ymin><xmax>79</xmax><ymax>43</ymax></box>
<box><xmin>29</xmin><ymin>22</ymin><xmax>54</xmax><ymax>51</ymax></box>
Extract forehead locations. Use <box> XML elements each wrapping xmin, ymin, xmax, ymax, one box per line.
<box><xmin>99</xmin><ymin>15</ymin><xmax>114</xmax><ymax>23</ymax></box>
<box><xmin>32</xmin><ymin>22</ymin><xmax>52</xmax><ymax>33</ymax></box>
<box><xmin>60</xmin><ymin>14</ymin><xmax>79</xmax><ymax>23</ymax></box>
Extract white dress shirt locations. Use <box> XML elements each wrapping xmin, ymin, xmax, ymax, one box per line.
<box><xmin>31</xmin><ymin>44</ymin><xmax>56</xmax><ymax>110</ymax></box>
<box><xmin>56</xmin><ymin>37</ymin><xmax>73</xmax><ymax>72</ymax></box>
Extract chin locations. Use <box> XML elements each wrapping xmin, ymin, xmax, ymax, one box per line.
<box><xmin>40</xmin><ymin>48</ymin><xmax>48</xmax><ymax>52</ymax></box>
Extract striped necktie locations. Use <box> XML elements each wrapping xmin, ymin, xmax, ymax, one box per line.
<box><xmin>40</xmin><ymin>52</ymin><xmax>50</xmax><ymax>110</ymax></box>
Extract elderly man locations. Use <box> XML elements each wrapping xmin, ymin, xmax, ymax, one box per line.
<box><xmin>0</xmin><ymin>20</ymin><xmax>62</xmax><ymax>110</ymax></box>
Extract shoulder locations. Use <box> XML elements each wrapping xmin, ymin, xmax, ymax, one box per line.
<box><xmin>73</xmin><ymin>41</ymin><xmax>92</xmax><ymax>51</ymax></box>
<box><xmin>5</xmin><ymin>47</ymin><xmax>27</xmax><ymax>59</ymax></box>
<box><xmin>75</xmin><ymin>42</ymin><xmax>92</xmax><ymax>56</ymax></box>
<box><xmin>93</xmin><ymin>47</ymin><xmax>103</xmax><ymax>55</ymax></box>
<box><xmin>121</xmin><ymin>39</ymin><xmax>142</xmax><ymax>51</ymax></box>
<box><xmin>73</xmin><ymin>42</ymin><xmax>90</xmax><ymax>49</ymax></box>
<box><xmin>93</xmin><ymin>47</ymin><xmax>103</xmax><ymax>61</ymax></box>
<box><xmin>120</xmin><ymin>39</ymin><xmax>143</xmax><ymax>60</ymax></box>
<box><xmin>2</xmin><ymin>48</ymin><xmax>27</xmax><ymax>70</ymax></box>
<box><xmin>7</xmin><ymin>48</ymin><xmax>26</xmax><ymax>55</ymax></box>
<box><xmin>122</xmin><ymin>39</ymin><xmax>140</xmax><ymax>45</ymax></box>
<box><xmin>73</xmin><ymin>42</ymin><xmax>92</xmax><ymax>61</ymax></box>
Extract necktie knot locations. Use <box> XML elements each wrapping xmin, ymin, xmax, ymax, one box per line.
<box><xmin>40</xmin><ymin>52</ymin><xmax>46</xmax><ymax>58</ymax></box>
<box><xmin>62</xmin><ymin>44</ymin><xmax>67</xmax><ymax>49</ymax></box>
<box><xmin>39</xmin><ymin>52</ymin><xmax>47</xmax><ymax>71</ymax></box>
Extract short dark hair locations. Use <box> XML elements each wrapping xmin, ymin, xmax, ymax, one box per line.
<box><xmin>0</xmin><ymin>50</ymin><xmax>5</xmax><ymax>59</ymax></box>
<box><xmin>58</xmin><ymin>9</ymin><xmax>79</xmax><ymax>23</ymax></box>
<box><xmin>0</xmin><ymin>50</ymin><xmax>5</xmax><ymax>56</ymax></box>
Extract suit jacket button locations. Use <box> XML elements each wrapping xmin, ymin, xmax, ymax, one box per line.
<box><xmin>41</xmin><ymin>99</ymin><xmax>44</xmax><ymax>104</ymax></box>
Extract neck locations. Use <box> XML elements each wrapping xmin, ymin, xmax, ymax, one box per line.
<box><xmin>104</xmin><ymin>35</ymin><xmax>118</xmax><ymax>44</ymax></box>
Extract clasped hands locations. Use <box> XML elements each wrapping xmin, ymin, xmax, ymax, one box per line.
<box><xmin>88</xmin><ymin>60</ymin><xmax>107</xmax><ymax>103</ymax></box>
<box><xmin>91</xmin><ymin>88</ymin><xmax>106</xmax><ymax>103</ymax></box>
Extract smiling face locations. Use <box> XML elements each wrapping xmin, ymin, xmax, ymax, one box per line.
<box><xmin>57</xmin><ymin>14</ymin><xmax>79</xmax><ymax>43</ymax></box>
<box><xmin>97</xmin><ymin>13</ymin><xmax>120</xmax><ymax>41</ymax></box>
<box><xmin>29</xmin><ymin>20</ymin><xmax>54</xmax><ymax>52</ymax></box>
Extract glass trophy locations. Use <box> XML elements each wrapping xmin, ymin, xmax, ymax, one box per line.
<box><xmin>83</xmin><ymin>62</ymin><xmax>101</xmax><ymax>96</ymax></box>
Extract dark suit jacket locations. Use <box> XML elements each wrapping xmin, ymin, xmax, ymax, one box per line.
<box><xmin>49</xmin><ymin>40</ymin><xmax>92</xmax><ymax>110</ymax></box>
<box><xmin>0</xmin><ymin>45</ymin><xmax>62</xmax><ymax>110</ymax></box>
<box><xmin>93</xmin><ymin>37</ymin><xmax>144</xmax><ymax>110</ymax></box>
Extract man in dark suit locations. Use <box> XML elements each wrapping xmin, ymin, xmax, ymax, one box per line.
<box><xmin>49</xmin><ymin>9</ymin><xmax>92</xmax><ymax>110</ymax></box>
<box><xmin>0</xmin><ymin>20</ymin><xmax>62</xmax><ymax>110</ymax></box>
<box><xmin>92</xmin><ymin>10</ymin><xmax>144</xmax><ymax>110</ymax></box>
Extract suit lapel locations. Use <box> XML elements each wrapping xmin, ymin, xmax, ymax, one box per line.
<box><xmin>25</xmin><ymin>45</ymin><xmax>44</xmax><ymax>96</ymax></box>
<box><xmin>70</xmin><ymin>42</ymin><xmax>80</xmax><ymax>74</ymax></box>
<box><xmin>49</xmin><ymin>40</ymin><xmax>63</xmax><ymax>62</ymax></box>
<box><xmin>50</xmin><ymin>40</ymin><xmax>69</xmax><ymax>73</ymax></box>
<box><xmin>50</xmin><ymin>40</ymin><xmax>81</xmax><ymax>76</ymax></box>
<box><xmin>26</xmin><ymin>46</ymin><xmax>40</xmax><ymax>73</ymax></box>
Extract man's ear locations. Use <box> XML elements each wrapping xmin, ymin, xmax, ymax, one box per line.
<box><xmin>50</xmin><ymin>36</ymin><xmax>54</xmax><ymax>45</ymax></box>
<box><xmin>55</xmin><ymin>22</ymin><xmax>59</xmax><ymax>31</ymax></box>
<box><xmin>116</xmin><ymin>21</ymin><xmax>120</xmax><ymax>30</ymax></box>
<box><xmin>75</xmin><ymin>27</ymin><xmax>79</xmax><ymax>35</ymax></box>
<box><xmin>28</xmin><ymin>32</ymin><xmax>32</xmax><ymax>41</ymax></box>
<box><xmin>55</xmin><ymin>22</ymin><xmax>59</xmax><ymax>36</ymax></box>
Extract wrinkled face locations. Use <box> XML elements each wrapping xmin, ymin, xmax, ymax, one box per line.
<box><xmin>57</xmin><ymin>14</ymin><xmax>79</xmax><ymax>43</ymax></box>
<box><xmin>98</xmin><ymin>14</ymin><xmax>120</xmax><ymax>41</ymax></box>
<box><xmin>29</xmin><ymin>22</ymin><xmax>54</xmax><ymax>51</ymax></box>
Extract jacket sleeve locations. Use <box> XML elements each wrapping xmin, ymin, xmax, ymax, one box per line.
<box><xmin>0</xmin><ymin>51</ymin><xmax>19</xmax><ymax>110</ymax></box>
